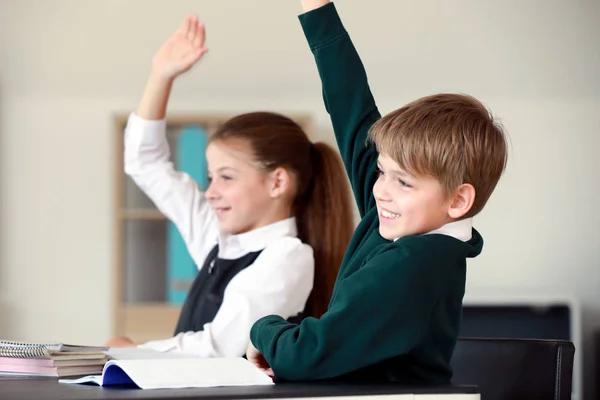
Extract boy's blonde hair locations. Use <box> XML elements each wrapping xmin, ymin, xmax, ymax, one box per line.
<box><xmin>368</xmin><ymin>93</ymin><xmax>507</xmax><ymax>218</ymax></box>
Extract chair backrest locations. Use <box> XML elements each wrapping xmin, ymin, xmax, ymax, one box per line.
<box><xmin>450</xmin><ymin>337</ymin><xmax>575</xmax><ymax>400</ymax></box>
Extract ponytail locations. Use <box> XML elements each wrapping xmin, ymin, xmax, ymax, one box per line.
<box><xmin>295</xmin><ymin>143</ymin><xmax>354</xmax><ymax>318</ymax></box>
<box><xmin>211</xmin><ymin>112</ymin><xmax>354</xmax><ymax>319</ymax></box>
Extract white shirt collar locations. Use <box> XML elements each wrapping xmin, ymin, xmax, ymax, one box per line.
<box><xmin>425</xmin><ymin>218</ymin><xmax>473</xmax><ymax>242</ymax></box>
<box><xmin>217</xmin><ymin>217</ymin><xmax>299</xmax><ymax>259</ymax></box>
<box><xmin>393</xmin><ymin>218</ymin><xmax>473</xmax><ymax>243</ymax></box>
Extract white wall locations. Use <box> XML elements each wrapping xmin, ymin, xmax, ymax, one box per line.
<box><xmin>1</xmin><ymin>0</ymin><xmax>599</xmax><ymax>396</ymax></box>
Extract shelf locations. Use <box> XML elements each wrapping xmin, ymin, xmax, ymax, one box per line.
<box><xmin>120</xmin><ymin>209</ymin><xmax>166</xmax><ymax>220</ymax></box>
<box><xmin>121</xmin><ymin>302</ymin><xmax>181</xmax><ymax>313</ymax></box>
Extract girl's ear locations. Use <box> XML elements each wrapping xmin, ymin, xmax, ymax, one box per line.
<box><xmin>447</xmin><ymin>183</ymin><xmax>476</xmax><ymax>219</ymax></box>
<box><xmin>268</xmin><ymin>167</ymin><xmax>293</xmax><ymax>198</ymax></box>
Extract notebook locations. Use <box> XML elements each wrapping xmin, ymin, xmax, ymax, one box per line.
<box><xmin>59</xmin><ymin>357</ymin><xmax>274</xmax><ymax>389</ymax></box>
<box><xmin>0</xmin><ymin>339</ymin><xmax>109</xmax><ymax>376</ymax></box>
<box><xmin>0</xmin><ymin>340</ymin><xmax>108</xmax><ymax>359</ymax></box>
<box><xmin>0</xmin><ymin>363</ymin><xmax>106</xmax><ymax>378</ymax></box>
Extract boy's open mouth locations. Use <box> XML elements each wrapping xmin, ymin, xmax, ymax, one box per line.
<box><xmin>379</xmin><ymin>208</ymin><xmax>400</xmax><ymax>220</ymax></box>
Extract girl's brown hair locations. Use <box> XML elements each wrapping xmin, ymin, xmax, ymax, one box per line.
<box><xmin>211</xmin><ymin>112</ymin><xmax>354</xmax><ymax>318</ymax></box>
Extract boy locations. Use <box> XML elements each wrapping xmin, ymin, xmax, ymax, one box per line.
<box><xmin>247</xmin><ymin>0</ymin><xmax>508</xmax><ymax>384</ymax></box>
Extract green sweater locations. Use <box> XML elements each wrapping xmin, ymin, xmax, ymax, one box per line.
<box><xmin>250</xmin><ymin>2</ymin><xmax>483</xmax><ymax>384</ymax></box>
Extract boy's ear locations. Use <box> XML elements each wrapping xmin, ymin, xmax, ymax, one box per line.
<box><xmin>447</xmin><ymin>183</ymin><xmax>476</xmax><ymax>219</ymax></box>
<box><xmin>268</xmin><ymin>167</ymin><xmax>292</xmax><ymax>198</ymax></box>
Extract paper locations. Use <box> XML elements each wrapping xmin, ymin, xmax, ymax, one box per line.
<box><xmin>106</xmin><ymin>347</ymin><xmax>191</xmax><ymax>360</ymax></box>
<box><xmin>59</xmin><ymin>357</ymin><xmax>274</xmax><ymax>389</ymax></box>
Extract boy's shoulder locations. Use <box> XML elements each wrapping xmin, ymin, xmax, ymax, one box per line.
<box><xmin>397</xmin><ymin>230</ymin><xmax>482</xmax><ymax>255</ymax></box>
<box><xmin>364</xmin><ymin>230</ymin><xmax>483</xmax><ymax>275</ymax></box>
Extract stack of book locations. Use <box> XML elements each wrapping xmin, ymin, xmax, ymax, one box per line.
<box><xmin>0</xmin><ymin>340</ymin><xmax>108</xmax><ymax>378</ymax></box>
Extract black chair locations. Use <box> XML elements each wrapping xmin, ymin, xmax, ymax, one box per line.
<box><xmin>450</xmin><ymin>337</ymin><xmax>575</xmax><ymax>400</ymax></box>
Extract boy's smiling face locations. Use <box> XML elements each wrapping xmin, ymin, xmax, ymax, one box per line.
<box><xmin>373</xmin><ymin>153</ymin><xmax>453</xmax><ymax>241</ymax></box>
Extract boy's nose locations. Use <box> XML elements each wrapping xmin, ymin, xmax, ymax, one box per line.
<box><xmin>373</xmin><ymin>180</ymin><xmax>392</xmax><ymax>203</ymax></box>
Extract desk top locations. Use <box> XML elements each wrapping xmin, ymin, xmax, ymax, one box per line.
<box><xmin>0</xmin><ymin>377</ymin><xmax>479</xmax><ymax>400</ymax></box>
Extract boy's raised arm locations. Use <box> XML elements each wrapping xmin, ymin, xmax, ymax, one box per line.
<box><xmin>300</xmin><ymin>0</ymin><xmax>330</xmax><ymax>12</ymax></box>
<box><xmin>298</xmin><ymin>2</ymin><xmax>381</xmax><ymax>216</ymax></box>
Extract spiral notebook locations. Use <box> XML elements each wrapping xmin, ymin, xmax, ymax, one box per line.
<box><xmin>0</xmin><ymin>340</ymin><xmax>108</xmax><ymax>359</ymax></box>
<box><xmin>0</xmin><ymin>340</ymin><xmax>109</xmax><ymax>377</ymax></box>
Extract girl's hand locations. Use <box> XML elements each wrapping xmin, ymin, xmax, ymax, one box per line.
<box><xmin>151</xmin><ymin>14</ymin><xmax>208</xmax><ymax>81</ymax></box>
<box><xmin>105</xmin><ymin>336</ymin><xmax>137</xmax><ymax>348</ymax></box>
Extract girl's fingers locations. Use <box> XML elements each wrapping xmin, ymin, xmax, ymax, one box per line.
<box><xmin>193</xmin><ymin>22</ymin><xmax>205</xmax><ymax>48</ymax></box>
<box><xmin>187</xmin><ymin>15</ymin><xmax>198</xmax><ymax>43</ymax></box>
<box><xmin>178</xmin><ymin>15</ymin><xmax>192</xmax><ymax>37</ymax></box>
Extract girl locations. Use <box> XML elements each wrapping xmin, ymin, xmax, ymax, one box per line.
<box><xmin>105</xmin><ymin>15</ymin><xmax>354</xmax><ymax>357</ymax></box>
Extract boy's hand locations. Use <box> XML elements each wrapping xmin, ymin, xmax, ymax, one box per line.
<box><xmin>151</xmin><ymin>14</ymin><xmax>207</xmax><ymax>82</ymax></box>
<box><xmin>104</xmin><ymin>336</ymin><xmax>137</xmax><ymax>348</ymax></box>
<box><xmin>301</xmin><ymin>0</ymin><xmax>330</xmax><ymax>12</ymax></box>
<box><xmin>246</xmin><ymin>341</ymin><xmax>274</xmax><ymax>378</ymax></box>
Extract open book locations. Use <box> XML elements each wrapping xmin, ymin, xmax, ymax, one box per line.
<box><xmin>59</xmin><ymin>357</ymin><xmax>274</xmax><ymax>389</ymax></box>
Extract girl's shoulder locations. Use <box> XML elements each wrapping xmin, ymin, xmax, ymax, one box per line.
<box><xmin>260</xmin><ymin>236</ymin><xmax>314</xmax><ymax>261</ymax></box>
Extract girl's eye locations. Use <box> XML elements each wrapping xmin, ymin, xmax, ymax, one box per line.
<box><xmin>207</xmin><ymin>175</ymin><xmax>232</xmax><ymax>183</ymax></box>
<box><xmin>375</xmin><ymin>168</ymin><xmax>384</xmax><ymax>177</ymax></box>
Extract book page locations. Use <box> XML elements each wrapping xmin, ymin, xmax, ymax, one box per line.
<box><xmin>61</xmin><ymin>357</ymin><xmax>273</xmax><ymax>389</ymax></box>
<box><xmin>60</xmin><ymin>375</ymin><xmax>103</xmax><ymax>385</ymax></box>
<box><xmin>114</xmin><ymin>358</ymin><xmax>274</xmax><ymax>389</ymax></box>
<box><xmin>106</xmin><ymin>348</ymin><xmax>191</xmax><ymax>360</ymax></box>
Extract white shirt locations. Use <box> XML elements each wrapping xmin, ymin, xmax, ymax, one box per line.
<box><xmin>394</xmin><ymin>218</ymin><xmax>474</xmax><ymax>242</ymax></box>
<box><xmin>426</xmin><ymin>218</ymin><xmax>473</xmax><ymax>242</ymax></box>
<box><xmin>124</xmin><ymin>113</ymin><xmax>314</xmax><ymax>357</ymax></box>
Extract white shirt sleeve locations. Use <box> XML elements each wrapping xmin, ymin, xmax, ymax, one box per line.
<box><xmin>138</xmin><ymin>237</ymin><xmax>315</xmax><ymax>357</ymax></box>
<box><xmin>124</xmin><ymin>113</ymin><xmax>218</xmax><ymax>266</ymax></box>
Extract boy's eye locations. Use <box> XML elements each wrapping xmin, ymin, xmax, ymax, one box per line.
<box><xmin>375</xmin><ymin>168</ymin><xmax>384</xmax><ymax>177</ymax></box>
<box><xmin>222</xmin><ymin>175</ymin><xmax>232</xmax><ymax>181</ymax></box>
<box><xmin>398</xmin><ymin>179</ymin><xmax>412</xmax><ymax>188</ymax></box>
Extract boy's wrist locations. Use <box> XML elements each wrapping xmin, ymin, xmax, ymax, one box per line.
<box><xmin>301</xmin><ymin>0</ymin><xmax>330</xmax><ymax>13</ymax></box>
<box><xmin>298</xmin><ymin>2</ymin><xmax>345</xmax><ymax>48</ymax></box>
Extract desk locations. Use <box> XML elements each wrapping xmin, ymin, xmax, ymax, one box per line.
<box><xmin>0</xmin><ymin>377</ymin><xmax>479</xmax><ymax>400</ymax></box>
